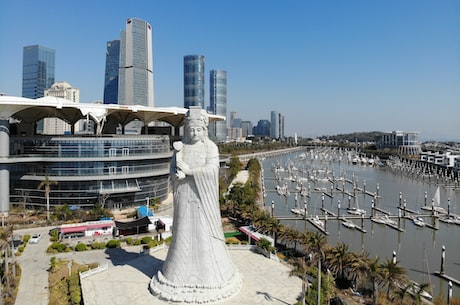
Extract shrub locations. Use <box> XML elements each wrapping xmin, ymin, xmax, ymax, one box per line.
<box><xmin>147</xmin><ymin>239</ymin><xmax>159</xmax><ymax>248</ymax></box>
<box><xmin>50</xmin><ymin>256</ymin><xmax>57</xmax><ymax>271</ymax></box>
<box><xmin>49</xmin><ymin>229</ymin><xmax>59</xmax><ymax>242</ymax></box>
<box><xmin>67</xmin><ymin>273</ymin><xmax>81</xmax><ymax>305</ymax></box>
<box><xmin>75</xmin><ymin>243</ymin><xmax>87</xmax><ymax>252</ymax></box>
<box><xmin>23</xmin><ymin>234</ymin><xmax>31</xmax><ymax>243</ymax></box>
<box><xmin>90</xmin><ymin>242</ymin><xmax>106</xmax><ymax>250</ymax></box>
<box><xmin>141</xmin><ymin>236</ymin><xmax>152</xmax><ymax>244</ymax></box>
<box><xmin>18</xmin><ymin>245</ymin><xmax>25</xmax><ymax>252</ymax></box>
<box><xmin>106</xmin><ymin>240</ymin><xmax>120</xmax><ymax>248</ymax></box>
<box><xmin>257</xmin><ymin>237</ymin><xmax>275</xmax><ymax>253</ymax></box>
<box><xmin>48</xmin><ymin>241</ymin><xmax>67</xmax><ymax>253</ymax></box>
<box><xmin>134</xmin><ymin>239</ymin><xmax>142</xmax><ymax>246</ymax></box>
<box><xmin>124</xmin><ymin>237</ymin><xmax>133</xmax><ymax>245</ymax></box>
<box><xmin>164</xmin><ymin>236</ymin><xmax>172</xmax><ymax>245</ymax></box>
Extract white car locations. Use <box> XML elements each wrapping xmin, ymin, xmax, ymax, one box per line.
<box><xmin>29</xmin><ymin>233</ymin><xmax>42</xmax><ymax>244</ymax></box>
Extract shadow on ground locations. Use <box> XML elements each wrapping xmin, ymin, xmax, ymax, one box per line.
<box><xmin>104</xmin><ymin>247</ymin><xmax>164</xmax><ymax>278</ymax></box>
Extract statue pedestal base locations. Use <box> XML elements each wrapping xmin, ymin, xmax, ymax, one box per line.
<box><xmin>150</xmin><ymin>270</ymin><xmax>242</xmax><ymax>304</ymax></box>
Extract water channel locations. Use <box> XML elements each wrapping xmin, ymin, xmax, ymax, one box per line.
<box><xmin>261</xmin><ymin>148</ymin><xmax>460</xmax><ymax>298</ymax></box>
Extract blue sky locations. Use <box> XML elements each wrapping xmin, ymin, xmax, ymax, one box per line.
<box><xmin>1</xmin><ymin>0</ymin><xmax>459</xmax><ymax>141</ymax></box>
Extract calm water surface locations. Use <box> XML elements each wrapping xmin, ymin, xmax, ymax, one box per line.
<box><xmin>261</xmin><ymin>149</ymin><xmax>460</xmax><ymax>298</ymax></box>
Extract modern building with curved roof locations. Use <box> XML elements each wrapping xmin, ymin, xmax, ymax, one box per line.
<box><xmin>0</xmin><ymin>95</ymin><xmax>223</xmax><ymax>216</ymax></box>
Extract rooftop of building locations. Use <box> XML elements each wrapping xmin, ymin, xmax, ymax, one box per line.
<box><xmin>0</xmin><ymin>95</ymin><xmax>224</xmax><ymax>131</ymax></box>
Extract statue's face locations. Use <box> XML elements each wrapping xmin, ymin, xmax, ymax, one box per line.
<box><xmin>188</xmin><ymin>122</ymin><xmax>206</xmax><ymax>144</ymax></box>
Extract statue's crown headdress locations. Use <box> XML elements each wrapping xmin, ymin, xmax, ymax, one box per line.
<box><xmin>185</xmin><ymin>106</ymin><xmax>208</xmax><ymax>127</ymax></box>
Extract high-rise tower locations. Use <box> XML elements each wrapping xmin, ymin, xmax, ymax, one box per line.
<box><xmin>103</xmin><ymin>40</ymin><xmax>120</xmax><ymax>104</ymax></box>
<box><xmin>270</xmin><ymin>111</ymin><xmax>280</xmax><ymax>139</ymax></box>
<box><xmin>118</xmin><ymin>18</ymin><xmax>154</xmax><ymax>107</ymax></box>
<box><xmin>22</xmin><ymin>45</ymin><xmax>55</xmax><ymax>99</ymax></box>
<box><xmin>209</xmin><ymin>70</ymin><xmax>227</xmax><ymax>141</ymax></box>
<box><xmin>184</xmin><ymin>55</ymin><xmax>205</xmax><ymax>109</ymax></box>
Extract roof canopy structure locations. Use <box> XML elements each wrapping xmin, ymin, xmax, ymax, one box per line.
<box><xmin>0</xmin><ymin>96</ymin><xmax>224</xmax><ymax>134</ymax></box>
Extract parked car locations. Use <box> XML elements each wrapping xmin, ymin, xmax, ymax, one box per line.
<box><xmin>29</xmin><ymin>233</ymin><xmax>42</xmax><ymax>244</ymax></box>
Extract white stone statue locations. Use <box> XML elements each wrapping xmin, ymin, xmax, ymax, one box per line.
<box><xmin>150</xmin><ymin>107</ymin><xmax>241</xmax><ymax>303</ymax></box>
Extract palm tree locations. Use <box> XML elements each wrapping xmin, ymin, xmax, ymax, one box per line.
<box><xmin>379</xmin><ymin>258</ymin><xmax>407</xmax><ymax>300</ymax></box>
<box><xmin>280</xmin><ymin>226</ymin><xmax>302</xmax><ymax>251</ymax></box>
<box><xmin>253</xmin><ymin>210</ymin><xmax>272</xmax><ymax>233</ymax></box>
<box><xmin>366</xmin><ymin>256</ymin><xmax>381</xmax><ymax>305</ymax></box>
<box><xmin>326</xmin><ymin>242</ymin><xmax>351</xmax><ymax>285</ymax></box>
<box><xmin>37</xmin><ymin>176</ymin><xmax>58</xmax><ymax>221</ymax></box>
<box><xmin>393</xmin><ymin>284</ymin><xmax>410</xmax><ymax>305</ymax></box>
<box><xmin>410</xmin><ymin>282</ymin><xmax>431</xmax><ymax>305</ymax></box>
<box><xmin>347</xmin><ymin>250</ymin><xmax>371</xmax><ymax>290</ymax></box>
<box><xmin>303</xmin><ymin>231</ymin><xmax>327</xmax><ymax>262</ymax></box>
<box><xmin>289</xmin><ymin>256</ymin><xmax>309</xmax><ymax>305</ymax></box>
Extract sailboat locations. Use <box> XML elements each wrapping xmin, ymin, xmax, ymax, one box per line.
<box><xmin>290</xmin><ymin>194</ymin><xmax>307</xmax><ymax>216</ymax></box>
<box><xmin>347</xmin><ymin>195</ymin><xmax>366</xmax><ymax>215</ymax></box>
<box><xmin>421</xmin><ymin>187</ymin><xmax>447</xmax><ymax>214</ymax></box>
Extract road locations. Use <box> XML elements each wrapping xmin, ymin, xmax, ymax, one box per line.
<box><xmin>13</xmin><ymin>226</ymin><xmax>151</xmax><ymax>305</ymax></box>
<box><xmin>14</xmin><ymin>226</ymin><xmax>53</xmax><ymax>305</ymax></box>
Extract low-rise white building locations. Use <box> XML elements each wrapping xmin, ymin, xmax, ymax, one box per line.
<box><xmin>421</xmin><ymin>151</ymin><xmax>460</xmax><ymax>168</ymax></box>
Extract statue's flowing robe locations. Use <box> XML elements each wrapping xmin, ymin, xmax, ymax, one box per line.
<box><xmin>161</xmin><ymin>139</ymin><xmax>238</xmax><ymax>286</ymax></box>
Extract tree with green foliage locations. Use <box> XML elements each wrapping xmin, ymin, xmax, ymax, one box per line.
<box><xmin>367</xmin><ymin>256</ymin><xmax>381</xmax><ymax>305</ymax></box>
<box><xmin>228</xmin><ymin>156</ymin><xmax>242</xmax><ymax>179</ymax></box>
<box><xmin>393</xmin><ymin>283</ymin><xmax>410</xmax><ymax>305</ymax></box>
<box><xmin>302</xmin><ymin>231</ymin><xmax>328</xmax><ymax>262</ymax></box>
<box><xmin>379</xmin><ymin>258</ymin><xmax>407</xmax><ymax>299</ymax></box>
<box><xmin>326</xmin><ymin>242</ymin><xmax>353</xmax><ymax>286</ymax></box>
<box><xmin>149</xmin><ymin>197</ymin><xmax>161</xmax><ymax>210</ymax></box>
<box><xmin>106</xmin><ymin>240</ymin><xmax>120</xmax><ymax>248</ymax></box>
<box><xmin>257</xmin><ymin>237</ymin><xmax>274</xmax><ymax>254</ymax></box>
<box><xmin>37</xmin><ymin>176</ymin><xmax>58</xmax><ymax>221</ymax></box>
<box><xmin>68</xmin><ymin>272</ymin><xmax>81</xmax><ymax>305</ymax></box>
<box><xmin>304</xmin><ymin>266</ymin><xmax>335</xmax><ymax>305</ymax></box>
<box><xmin>289</xmin><ymin>257</ymin><xmax>310</xmax><ymax>305</ymax></box>
<box><xmin>75</xmin><ymin>243</ymin><xmax>87</xmax><ymax>252</ymax></box>
<box><xmin>54</xmin><ymin>204</ymin><xmax>73</xmax><ymax>221</ymax></box>
<box><xmin>88</xmin><ymin>203</ymin><xmax>112</xmax><ymax>220</ymax></box>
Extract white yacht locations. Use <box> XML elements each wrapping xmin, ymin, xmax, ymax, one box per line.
<box><xmin>412</xmin><ymin>217</ymin><xmax>425</xmax><ymax>227</ymax></box>
<box><xmin>371</xmin><ymin>215</ymin><xmax>397</xmax><ymax>226</ymax></box>
<box><xmin>347</xmin><ymin>207</ymin><xmax>366</xmax><ymax>216</ymax></box>
<box><xmin>341</xmin><ymin>220</ymin><xmax>356</xmax><ymax>229</ymax></box>
<box><xmin>311</xmin><ymin>215</ymin><xmax>325</xmax><ymax>229</ymax></box>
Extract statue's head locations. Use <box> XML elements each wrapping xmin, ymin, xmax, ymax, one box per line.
<box><xmin>185</xmin><ymin>107</ymin><xmax>208</xmax><ymax>144</ymax></box>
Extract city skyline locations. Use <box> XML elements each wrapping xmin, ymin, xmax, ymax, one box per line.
<box><xmin>1</xmin><ymin>1</ymin><xmax>459</xmax><ymax>141</ymax></box>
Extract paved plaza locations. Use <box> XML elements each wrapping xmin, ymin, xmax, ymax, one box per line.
<box><xmin>80</xmin><ymin>247</ymin><xmax>302</xmax><ymax>305</ymax></box>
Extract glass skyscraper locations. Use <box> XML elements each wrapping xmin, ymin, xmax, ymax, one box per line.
<box><xmin>184</xmin><ymin>55</ymin><xmax>205</xmax><ymax>109</ymax></box>
<box><xmin>22</xmin><ymin>45</ymin><xmax>55</xmax><ymax>99</ymax></box>
<box><xmin>118</xmin><ymin>18</ymin><xmax>154</xmax><ymax>107</ymax></box>
<box><xmin>253</xmin><ymin>120</ymin><xmax>271</xmax><ymax>137</ymax></box>
<box><xmin>270</xmin><ymin>111</ymin><xmax>280</xmax><ymax>139</ymax></box>
<box><xmin>209</xmin><ymin>70</ymin><xmax>227</xmax><ymax>141</ymax></box>
<box><xmin>103</xmin><ymin>40</ymin><xmax>120</xmax><ymax>104</ymax></box>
